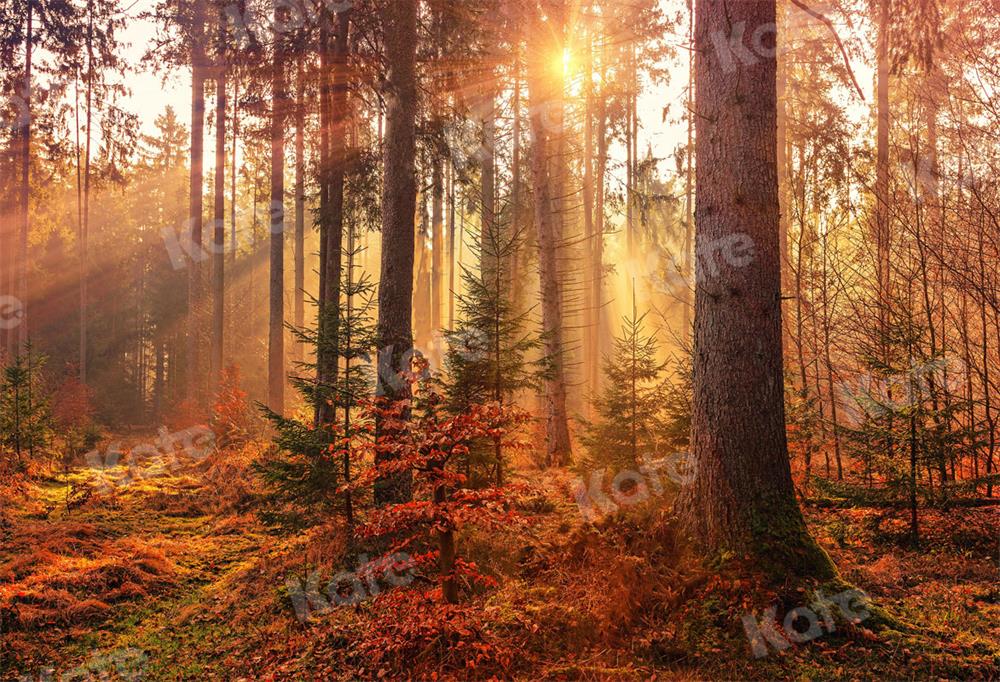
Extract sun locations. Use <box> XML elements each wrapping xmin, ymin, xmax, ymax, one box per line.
<box><xmin>561</xmin><ymin>47</ymin><xmax>573</xmax><ymax>76</ymax></box>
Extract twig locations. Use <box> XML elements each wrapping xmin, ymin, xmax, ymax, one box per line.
<box><xmin>789</xmin><ymin>0</ymin><xmax>866</xmax><ymax>101</ymax></box>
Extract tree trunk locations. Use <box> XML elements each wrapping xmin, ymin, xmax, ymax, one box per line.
<box><xmin>316</xmin><ymin>9</ymin><xmax>349</xmax><ymax>429</ymax></box>
<box><xmin>375</xmin><ymin>0</ymin><xmax>418</xmax><ymax>505</ymax></box>
<box><xmin>680</xmin><ymin>0</ymin><xmax>834</xmax><ymax>578</ymax></box>
<box><xmin>294</xmin><ymin>55</ymin><xmax>306</xmax><ymax>367</ymax></box>
<box><xmin>212</xmin><ymin>19</ymin><xmax>227</xmax><ymax>389</ymax></box>
<box><xmin>683</xmin><ymin>1</ymin><xmax>695</xmax><ymax>336</ymax></box>
<box><xmin>528</xmin><ymin>4</ymin><xmax>573</xmax><ymax>467</ymax></box>
<box><xmin>432</xmin><ymin>156</ymin><xmax>444</xmax><ymax>341</ymax></box>
<box><xmin>17</xmin><ymin>2</ymin><xmax>33</xmax><ymax>354</ymax></box>
<box><xmin>480</xmin><ymin>88</ymin><xmax>497</xmax><ymax>282</ymax></box>
<box><xmin>80</xmin><ymin>0</ymin><xmax>94</xmax><ymax>383</ymax></box>
<box><xmin>268</xmin><ymin>10</ymin><xmax>286</xmax><ymax>412</ymax></box>
<box><xmin>188</xmin><ymin>0</ymin><xmax>206</xmax><ymax>400</ymax></box>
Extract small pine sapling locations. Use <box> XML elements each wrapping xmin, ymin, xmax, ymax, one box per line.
<box><xmin>580</xmin><ymin>294</ymin><xmax>674</xmax><ymax>473</ymax></box>
<box><xmin>442</xmin><ymin>216</ymin><xmax>541</xmax><ymax>486</ymax></box>
<box><xmin>255</xmin><ymin>237</ymin><xmax>377</xmax><ymax>529</ymax></box>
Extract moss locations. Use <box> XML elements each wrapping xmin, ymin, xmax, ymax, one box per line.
<box><xmin>745</xmin><ymin>492</ymin><xmax>838</xmax><ymax>582</ymax></box>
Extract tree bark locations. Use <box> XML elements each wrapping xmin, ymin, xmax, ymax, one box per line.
<box><xmin>527</xmin><ymin>4</ymin><xmax>573</xmax><ymax>466</ymax></box>
<box><xmin>294</xmin><ymin>55</ymin><xmax>306</xmax><ymax>367</ymax></box>
<box><xmin>316</xmin><ymin>9</ymin><xmax>350</xmax><ymax>429</ymax></box>
<box><xmin>268</xmin><ymin>8</ymin><xmax>286</xmax><ymax>413</ymax></box>
<box><xmin>187</xmin><ymin>0</ymin><xmax>206</xmax><ymax>400</ymax></box>
<box><xmin>211</xmin><ymin>16</ymin><xmax>227</xmax><ymax>389</ymax></box>
<box><xmin>17</xmin><ymin>2</ymin><xmax>33</xmax><ymax>354</ymax></box>
<box><xmin>375</xmin><ymin>0</ymin><xmax>418</xmax><ymax>504</ymax></box>
<box><xmin>679</xmin><ymin>0</ymin><xmax>834</xmax><ymax>578</ymax></box>
<box><xmin>80</xmin><ymin>0</ymin><xmax>94</xmax><ymax>383</ymax></box>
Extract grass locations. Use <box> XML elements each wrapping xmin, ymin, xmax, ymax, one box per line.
<box><xmin>2</xmin><ymin>451</ymin><xmax>998</xmax><ymax>680</ymax></box>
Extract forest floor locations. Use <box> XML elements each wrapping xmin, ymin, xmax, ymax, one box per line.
<box><xmin>2</xmin><ymin>434</ymin><xmax>999</xmax><ymax>680</ymax></box>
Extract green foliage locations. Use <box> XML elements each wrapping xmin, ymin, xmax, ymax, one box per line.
<box><xmin>579</xmin><ymin>305</ymin><xmax>688</xmax><ymax>472</ymax></box>
<box><xmin>441</xmin><ymin>221</ymin><xmax>542</xmax><ymax>485</ymax></box>
<box><xmin>254</xmin><ymin>241</ymin><xmax>376</xmax><ymax>530</ymax></box>
<box><xmin>0</xmin><ymin>345</ymin><xmax>54</xmax><ymax>465</ymax></box>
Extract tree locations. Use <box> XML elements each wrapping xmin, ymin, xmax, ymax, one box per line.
<box><xmin>679</xmin><ymin>0</ymin><xmax>834</xmax><ymax>578</ymax></box>
<box><xmin>187</xmin><ymin>0</ymin><xmax>207</xmax><ymax>402</ymax></box>
<box><xmin>210</xmin><ymin>6</ymin><xmax>227</xmax><ymax>391</ymax></box>
<box><xmin>580</xmin><ymin>298</ymin><xmax>673</xmax><ymax>473</ymax></box>
<box><xmin>526</xmin><ymin>0</ymin><xmax>572</xmax><ymax>467</ymax></box>
<box><xmin>0</xmin><ymin>344</ymin><xmax>52</xmax><ymax>465</ymax></box>
<box><xmin>352</xmin><ymin>368</ymin><xmax>526</xmax><ymax>605</ymax></box>
<box><xmin>268</xmin><ymin>0</ymin><xmax>287</xmax><ymax>413</ymax></box>
<box><xmin>442</xmin><ymin>222</ymin><xmax>540</xmax><ymax>486</ymax></box>
<box><xmin>375</xmin><ymin>0</ymin><xmax>418</xmax><ymax>505</ymax></box>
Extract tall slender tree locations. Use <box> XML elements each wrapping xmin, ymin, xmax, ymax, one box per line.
<box><xmin>268</xmin><ymin>0</ymin><xmax>287</xmax><ymax>412</ymax></box>
<box><xmin>527</xmin><ymin>0</ymin><xmax>572</xmax><ymax>467</ymax></box>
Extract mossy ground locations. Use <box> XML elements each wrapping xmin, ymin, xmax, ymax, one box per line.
<box><xmin>2</xmin><ymin>449</ymin><xmax>998</xmax><ymax>680</ymax></box>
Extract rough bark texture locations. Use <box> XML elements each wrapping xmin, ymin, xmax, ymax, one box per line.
<box><xmin>375</xmin><ymin>0</ymin><xmax>418</xmax><ymax>505</ymax></box>
<box><xmin>679</xmin><ymin>0</ymin><xmax>834</xmax><ymax>579</ymax></box>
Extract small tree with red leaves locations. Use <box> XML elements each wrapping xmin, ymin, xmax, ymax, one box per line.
<box><xmin>211</xmin><ymin>366</ymin><xmax>261</xmax><ymax>450</ymax></box>
<box><xmin>348</xmin><ymin>365</ymin><xmax>530</xmax><ymax>605</ymax></box>
<box><xmin>51</xmin><ymin>365</ymin><xmax>99</xmax><ymax>467</ymax></box>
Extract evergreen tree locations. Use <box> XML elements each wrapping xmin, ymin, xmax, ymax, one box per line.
<box><xmin>579</xmin><ymin>297</ymin><xmax>673</xmax><ymax>473</ymax></box>
<box><xmin>0</xmin><ymin>343</ymin><xmax>53</xmax><ymax>467</ymax></box>
<box><xmin>441</xmin><ymin>223</ymin><xmax>540</xmax><ymax>486</ymax></box>
<box><xmin>255</xmin><ymin>238</ymin><xmax>376</xmax><ymax>529</ymax></box>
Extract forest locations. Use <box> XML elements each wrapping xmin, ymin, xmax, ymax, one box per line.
<box><xmin>1</xmin><ymin>0</ymin><xmax>999</xmax><ymax>679</ymax></box>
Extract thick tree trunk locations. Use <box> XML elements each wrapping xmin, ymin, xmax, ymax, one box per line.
<box><xmin>375</xmin><ymin>0</ymin><xmax>418</xmax><ymax>505</ymax></box>
<box><xmin>679</xmin><ymin>0</ymin><xmax>834</xmax><ymax>578</ymax></box>
<box><xmin>268</xmin><ymin>12</ymin><xmax>286</xmax><ymax>412</ymax></box>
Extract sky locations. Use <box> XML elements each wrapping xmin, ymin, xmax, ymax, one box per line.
<box><xmin>115</xmin><ymin>0</ymin><xmax>694</xmax><ymax>182</ymax></box>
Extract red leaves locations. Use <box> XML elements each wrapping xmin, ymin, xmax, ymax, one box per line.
<box><xmin>350</xmin><ymin>378</ymin><xmax>525</xmax><ymax>606</ymax></box>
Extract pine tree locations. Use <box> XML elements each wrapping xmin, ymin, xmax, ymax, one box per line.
<box><xmin>441</xmin><ymin>222</ymin><xmax>540</xmax><ymax>486</ymax></box>
<box><xmin>579</xmin><ymin>296</ymin><xmax>672</xmax><ymax>473</ymax></box>
<box><xmin>255</xmin><ymin>238</ymin><xmax>376</xmax><ymax>529</ymax></box>
<box><xmin>0</xmin><ymin>343</ymin><xmax>52</xmax><ymax>467</ymax></box>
